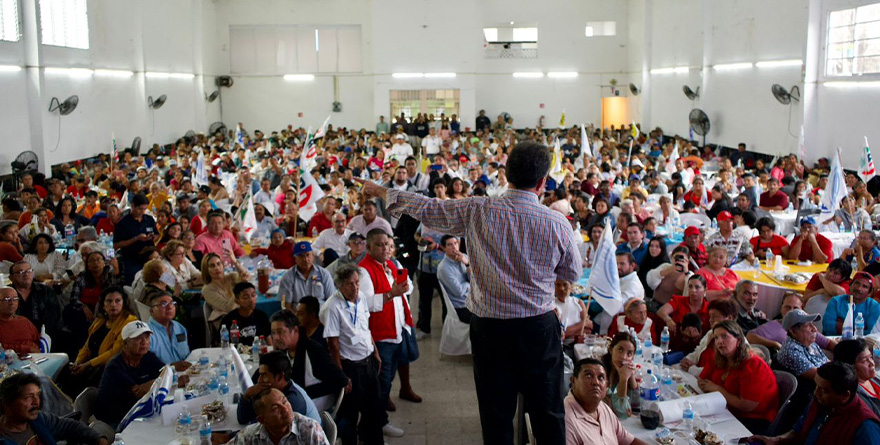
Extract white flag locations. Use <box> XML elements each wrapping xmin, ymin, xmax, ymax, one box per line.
<box><xmin>820</xmin><ymin>148</ymin><xmax>847</xmax><ymax>212</ymax></box>
<box><xmin>118</xmin><ymin>364</ymin><xmax>174</xmax><ymax>431</ymax></box>
<box><xmin>586</xmin><ymin>224</ymin><xmax>623</xmax><ymax>316</ymax></box>
<box><xmin>298</xmin><ymin>169</ymin><xmax>325</xmax><ymax>222</ymax></box>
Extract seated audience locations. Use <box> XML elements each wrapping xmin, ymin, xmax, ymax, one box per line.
<box><xmin>220</xmin><ymin>282</ymin><xmax>271</xmax><ymax>346</ymax></box>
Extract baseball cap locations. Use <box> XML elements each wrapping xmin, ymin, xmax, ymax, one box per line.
<box><xmin>122</xmin><ymin>320</ymin><xmax>152</xmax><ymax>340</ymax></box>
<box><xmin>800</xmin><ymin>216</ymin><xmax>817</xmax><ymax>227</ymax></box>
<box><xmin>348</xmin><ymin>233</ymin><xmax>366</xmax><ymax>242</ymax></box>
<box><xmin>782</xmin><ymin>309</ymin><xmax>821</xmax><ymax>331</ymax></box>
<box><xmin>716</xmin><ymin>211</ymin><xmax>733</xmax><ymax>222</ymax></box>
<box><xmin>684</xmin><ymin>226</ymin><xmax>700</xmax><ymax>237</ymax></box>
<box><xmin>293</xmin><ymin>241</ymin><xmax>313</xmax><ymax>256</ymax></box>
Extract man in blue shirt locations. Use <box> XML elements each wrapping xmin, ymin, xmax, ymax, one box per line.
<box><xmin>616</xmin><ymin>222</ymin><xmax>648</xmax><ymax>264</ymax></box>
<box><xmin>823</xmin><ymin>272</ymin><xmax>880</xmax><ymax>335</ymax></box>
<box><xmin>437</xmin><ymin>235</ymin><xmax>472</xmax><ymax>324</ymax></box>
<box><xmin>146</xmin><ymin>292</ymin><xmax>192</xmax><ymax>368</ymax></box>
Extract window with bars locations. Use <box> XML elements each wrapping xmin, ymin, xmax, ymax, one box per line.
<box><xmin>39</xmin><ymin>0</ymin><xmax>89</xmax><ymax>49</ymax></box>
<box><xmin>0</xmin><ymin>0</ymin><xmax>20</xmax><ymax>42</ymax></box>
<box><xmin>827</xmin><ymin>2</ymin><xmax>880</xmax><ymax>76</ymax></box>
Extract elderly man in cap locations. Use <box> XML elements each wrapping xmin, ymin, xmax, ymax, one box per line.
<box><xmin>312</xmin><ymin>212</ymin><xmax>353</xmax><ymax>267</ymax></box>
<box><xmin>705</xmin><ymin>211</ymin><xmax>754</xmax><ymax>265</ymax></box>
<box><xmin>279</xmin><ymin>241</ymin><xmax>336</xmax><ymax>311</ymax></box>
<box><xmin>786</xmin><ymin>216</ymin><xmax>833</xmax><ymax>264</ymax></box>
<box><xmin>777</xmin><ymin>309</ymin><xmax>832</xmax><ymax>380</ymax></box>
<box><xmin>679</xmin><ymin>226</ymin><xmax>707</xmax><ymax>271</ymax></box>
<box><xmin>113</xmin><ymin>192</ymin><xmax>158</xmax><ymax>284</ymax></box>
<box><xmin>822</xmin><ymin>271</ymin><xmax>880</xmax><ymax>335</ymax></box>
<box><xmin>95</xmin><ymin>320</ymin><xmax>169</xmax><ymax>428</ymax></box>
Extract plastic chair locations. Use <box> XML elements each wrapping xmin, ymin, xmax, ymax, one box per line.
<box><xmin>134</xmin><ymin>300</ymin><xmax>151</xmax><ymax>321</ymax></box>
<box><xmin>330</xmin><ymin>386</ymin><xmax>345</xmax><ymax>418</ymax></box>
<box><xmin>320</xmin><ymin>411</ymin><xmax>338</xmax><ymax>444</ymax></box>
<box><xmin>438</xmin><ymin>282</ymin><xmax>471</xmax><ymax>356</ymax></box>
<box><xmin>74</xmin><ymin>387</ymin><xmax>99</xmax><ymax>424</ymax></box>
<box><xmin>525</xmin><ymin>412</ymin><xmax>536</xmax><ymax>445</ymax></box>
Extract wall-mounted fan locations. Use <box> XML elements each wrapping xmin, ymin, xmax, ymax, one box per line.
<box><xmin>206</xmin><ymin>91</ymin><xmax>220</xmax><ymax>103</ymax></box>
<box><xmin>689</xmin><ymin>108</ymin><xmax>710</xmax><ymax>147</ymax></box>
<box><xmin>771</xmin><ymin>84</ymin><xmax>800</xmax><ymax>105</ymax></box>
<box><xmin>683</xmin><ymin>85</ymin><xmax>700</xmax><ymax>101</ymax></box>
<box><xmin>148</xmin><ymin>95</ymin><xmax>167</xmax><ymax>109</ymax></box>
<box><xmin>48</xmin><ymin>96</ymin><xmax>79</xmax><ymax>115</ymax></box>
<box><xmin>629</xmin><ymin>83</ymin><xmax>640</xmax><ymax>96</ymax></box>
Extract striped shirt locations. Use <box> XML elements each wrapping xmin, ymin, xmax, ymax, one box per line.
<box><xmin>386</xmin><ymin>188</ymin><xmax>581</xmax><ymax>319</ymax></box>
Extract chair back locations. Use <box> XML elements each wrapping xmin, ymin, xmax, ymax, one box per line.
<box><xmin>74</xmin><ymin>387</ymin><xmax>99</xmax><ymax>424</ymax></box>
<box><xmin>320</xmin><ymin>411</ymin><xmax>338</xmax><ymax>444</ymax></box>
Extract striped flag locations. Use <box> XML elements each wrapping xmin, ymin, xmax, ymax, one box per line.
<box><xmin>586</xmin><ymin>223</ymin><xmax>623</xmax><ymax>316</ymax></box>
<box><xmin>118</xmin><ymin>365</ymin><xmax>174</xmax><ymax>431</ymax></box>
<box><xmin>860</xmin><ymin>136</ymin><xmax>876</xmax><ymax>183</ymax></box>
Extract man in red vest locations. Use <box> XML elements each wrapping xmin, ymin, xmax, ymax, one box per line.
<box><xmin>357</xmin><ymin>228</ymin><xmax>420</xmax><ymax>438</ymax></box>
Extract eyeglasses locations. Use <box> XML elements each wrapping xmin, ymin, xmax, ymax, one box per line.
<box><xmin>152</xmin><ymin>301</ymin><xmax>178</xmax><ymax>308</ymax></box>
<box><xmin>0</xmin><ymin>297</ymin><xmax>19</xmax><ymax>303</ymax></box>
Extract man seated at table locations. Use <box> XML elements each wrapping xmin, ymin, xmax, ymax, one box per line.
<box><xmin>758</xmin><ymin>177</ymin><xmax>789</xmax><ymax>211</ymax></box>
<box><xmin>678</xmin><ymin>226</ymin><xmax>707</xmax><ymax>271</ymax></box>
<box><xmin>607</xmin><ymin>298</ymin><xmax>654</xmax><ymax>344</ymax></box>
<box><xmin>731</xmin><ymin>280</ymin><xmax>767</xmax><ymax>334</ymax></box>
<box><xmin>0</xmin><ymin>373</ymin><xmax>109</xmax><ymax>445</ymax></box>
<box><xmin>279</xmin><ymin>241</ymin><xmax>336</xmax><ymax>311</ymax></box>
<box><xmin>296</xmin><ymin>296</ymin><xmax>326</xmax><ymax>348</ymax></box>
<box><xmin>786</xmin><ymin>216</ymin><xmax>833</xmax><ymax>264</ymax></box>
<box><xmin>564</xmin><ymin>357</ymin><xmax>648</xmax><ymax>445</ymax></box>
<box><xmin>747</xmin><ymin>291</ymin><xmax>839</xmax><ymax>353</ymax></box>
<box><xmin>146</xmin><ymin>292</ymin><xmax>192</xmax><ymax>370</ymax></box>
<box><xmin>237</xmin><ymin>351</ymin><xmax>320</xmax><ymax>425</ymax></box>
<box><xmin>0</xmin><ymin>287</ymin><xmax>39</xmax><ymax>355</ymax></box>
<box><xmin>96</xmin><ymin>320</ymin><xmax>168</xmax><ymax>429</ymax></box>
<box><xmin>436</xmin><ymin>235</ymin><xmax>473</xmax><ymax>324</ymax></box>
<box><xmin>705</xmin><ymin>211</ymin><xmax>754</xmax><ymax>265</ymax></box>
<box><xmin>270</xmin><ymin>309</ymin><xmax>348</xmax><ymax>413</ymax></box>
<box><xmin>748</xmin><ymin>362</ymin><xmax>880</xmax><ymax>445</ymax></box>
<box><xmin>221</xmin><ymin>282</ymin><xmax>271</xmax><ymax>346</ymax></box>
<box><xmin>615</xmin><ymin>223</ymin><xmax>648</xmax><ymax>265</ymax></box>
<box><xmin>226</xmin><ymin>388</ymin><xmax>330</xmax><ymax>445</ymax></box>
<box><xmin>192</xmin><ymin>211</ymin><xmax>245</xmax><ymax>263</ymax></box>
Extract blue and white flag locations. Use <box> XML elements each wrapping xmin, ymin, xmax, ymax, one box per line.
<box><xmin>586</xmin><ymin>223</ymin><xmax>623</xmax><ymax>316</ymax></box>
<box><xmin>820</xmin><ymin>148</ymin><xmax>847</xmax><ymax>212</ymax></box>
<box><xmin>118</xmin><ymin>365</ymin><xmax>174</xmax><ymax>432</ymax></box>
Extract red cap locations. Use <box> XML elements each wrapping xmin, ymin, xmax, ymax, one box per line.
<box><xmin>717</xmin><ymin>211</ymin><xmax>733</xmax><ymax>222</ymax></box>
<box><xmin>684</xmin><ymin>226</ymin><xmax>701</xmax><ymax>237</ymax></box>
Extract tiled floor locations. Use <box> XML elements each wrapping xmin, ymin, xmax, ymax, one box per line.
<box><xmin>384</xmin><ymin>289</ymin><xmax>483</xmax><ymax>445</ymax></box>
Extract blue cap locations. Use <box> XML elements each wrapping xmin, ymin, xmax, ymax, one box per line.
<box><xmin>800</xmin><ymin>216</ymin><xmax>817</xmax><ymax>227</ymax></box>
<box><xmin>293</xmin><ymin>241</ymin><xmax>312</xmax><ymax>256</ymax></box>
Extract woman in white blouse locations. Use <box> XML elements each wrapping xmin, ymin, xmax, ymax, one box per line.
<box><xmin>23</xmin><ymin>233</ymin><xmax>67</xmax><ymax>284</ymax></box>
<box><xmin>159</xmin><ymin>240</ymin><xmax>202</xmax><ymax>290</ymax></box>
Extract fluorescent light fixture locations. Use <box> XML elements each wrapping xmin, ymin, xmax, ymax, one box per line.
<box><xmin>424</xmin><ymin>72</ymin><xmax>456</xmax><ymax>78</ymax></box>
<box><xmin>44</xmin><ymin>67</ymin><xmax>93</xmax><ymax>77</ymax></box>
<box><xmin>513</xmin><ymin>72</ymin><xmax>544</xmax><ymax>78</ymax></box>
<box><xmin>392</xmin><ymin>73</ymin><xmax>424</xmax><ymax>78</ymax></box>
<box><xmin>145</xmin><ymin>72</ymin><xmax>195</xmax><ymax>79</ymax></box>
<box><xmin>94</xmin><ymin>69</ymin><xmax>133</xmax><ymax>77</ymax></box>
<box><xmin>755</xmin><ymin>59</ymin><xmax>803</xmax><ymax>68</ymax></box>
<box><xmin>712</xmin><ymin>62</ymin><xmax>753</xmax><ymax>71</ymax></box>
<box><xmin>0</xmin><ymin>65</ymin><xmax>22</xmax><ymax>72</ymax></box>
<box><xmin>825</xmin><ymin>81</ymin><xmax>880</xmax><ymax>87</ymax></box>
<box><xmin>548</xmin><ymin>72</ymin><xmax>578</xmax><ymax>78</ymax></box>
<box><xmin>283</xmin><ymin>74</ymin><xmax>315</xmax><ymax>81</ymax></box>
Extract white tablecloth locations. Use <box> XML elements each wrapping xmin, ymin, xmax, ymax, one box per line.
<box><xmin>121</xmin><ymin>348</ymin><xmax>256</xmax><ymax>443</ymax></box>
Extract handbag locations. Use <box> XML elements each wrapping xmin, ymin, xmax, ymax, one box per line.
<box><xmin>401</xmin><ymin>327</ymin><xmax>420</xmax><ymax>362</ymax></box>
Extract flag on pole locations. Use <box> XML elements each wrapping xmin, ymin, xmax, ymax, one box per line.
<box><xmin>860</xmin><ymin>136</ymin><xmax>876</xmax><ymax>183</ymax></box>
<box><xmin>549</xmin><ymin>137</ymin><xmax>566</xmax><ymax>183</ymax></box>
<box><xmin>576</xmin><ymin>124</ymin><xmax>588</xmax><ymax>169</ymax></box>
<box><xmin>235</xmin><ymin>124</ymin><xmax>245</xmax><ymax>147</ymax></box>
<box><xmin>298</xmin><ymin>169</ymin><xmax>326</xmax><ymax>222</ymax></box>
<box><xmin>111</xmin><ymin>133</ymin><xmax>119</xmax><ymax>164</ymax></box>
<box><xmin>586</xmin><ymin>223</ymin><xmax>623</xmax><ymax>316</ymax></box>
<box><xmin>236</xmin><ymin>190</ymin><xmax>258</xmax><ymax>242</ymax></box>
<box><xmin>118</xmin><ymin>364</ymin><xmax>174</xmax><ymax>431</ymax></box>
<box><xmin>820</xmin><ymin>148</ymin><xmax>847</xmax><ymax>212</ymax></box>
<box><xmin>665</xmin><ymin>140</ymin><xmax>680</xmax><ymax>173</ymax></box>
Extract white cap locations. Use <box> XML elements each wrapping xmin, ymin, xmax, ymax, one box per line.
<box><xmin>121</xmin><ymin>320</ymin><xmax>152</xmax><ymax>340</ymax></box>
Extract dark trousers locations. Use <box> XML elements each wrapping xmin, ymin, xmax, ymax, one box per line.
<box><xmin>416</xmin><ymin>271</ymin><xmax>445</xmax><ymax>333</ymax></box>
<box><xmin>471</xmin><ymin>312</ymin><xmax>565</xmax><ymax>445</ymax></box>
<box><xmin>338</xmin><ymin>355</ymin><xmax>385</xmax><ymax>445</ymax></box>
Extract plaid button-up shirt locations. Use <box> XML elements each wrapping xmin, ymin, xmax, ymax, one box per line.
<box><xmin>387</xmin><ymin>188</ymin><xmax>581</xmax><ymax>319</ymax></box>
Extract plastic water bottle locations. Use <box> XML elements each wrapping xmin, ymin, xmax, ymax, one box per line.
<box><xmin>765</xmin><ymin>250</ymin><xmax>773</xmax><ymax>267</ymax></box>
<box><xmin>682</xmin><ymin>400</ymin><xmax>695</xmax><ymax>429</ymax></box>
<box><xmin>198</xmin><ymin>351</ymin><xmax>209</xmax><ymax>367</ymax></box>
<box><xmin>176</xmin><ymin>405</ymin><xmax>193</xmax><ymax>438</ymax></box>
<box><xmin>220</xmin><ymin>324</ymin><xmax>230</xmax><ymax>349</ymax></box>
<box><xmin>230</xmin><ymin>321</ymin><xmax>240</xmax><ymax>347</ymax></box>
<box><xmin>112</xmin><ymin>434</ymin><xmax>125</xmax><ymax>445</ymax></box>
<box><xmin>660</xmin><ymin>327</ymin><xmax>670</xmax><ymax>353</ymax></box>
<box><xmin>856</xmin><ymin>312</ymin><xmax>865</xmax><ymax>338</ymax></box>
<box><xmin>641</xmin><ymin>369</ymin><xmax>660</xmax><ymax>401</ymax></box>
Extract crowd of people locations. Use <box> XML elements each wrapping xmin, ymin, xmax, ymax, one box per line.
<box><xmin>2</xmin><ymin>111</ymin><xmax>880</xmax><ymax>444</ymax></box>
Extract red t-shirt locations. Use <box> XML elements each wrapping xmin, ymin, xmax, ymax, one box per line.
<box><xmin>790</xmin><ymin>234</ymin><xmax>834</xmax><ymax>263</ymax></box>
<box><xmin>699</xmin><ymin>353</ymin><xmax>780</xmax><ymax>422</ymax></box>
<box><xmin>750</xmin><ymin>235</ymin><xmax>790</xmax><ymax>256</ymax></box>
<box><xmin>806</xmin><ymin>274</ymin><xmax>851</xmax><ymax>293</ymax></box>
<box><xmin>667</xmin><ymin>294</ymin><xmax>710</xmax><ymax>331</ymax></box>
<box><xmin>759</xmin><ymin>191</ymin><xmax>789</xmax><ymax>209</ymax></box>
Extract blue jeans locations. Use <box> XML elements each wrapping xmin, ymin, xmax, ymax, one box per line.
<box><xmin>375</xmin><ymin>341</ymin><xmax>405</xmax><ymax>402</ymax></box>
